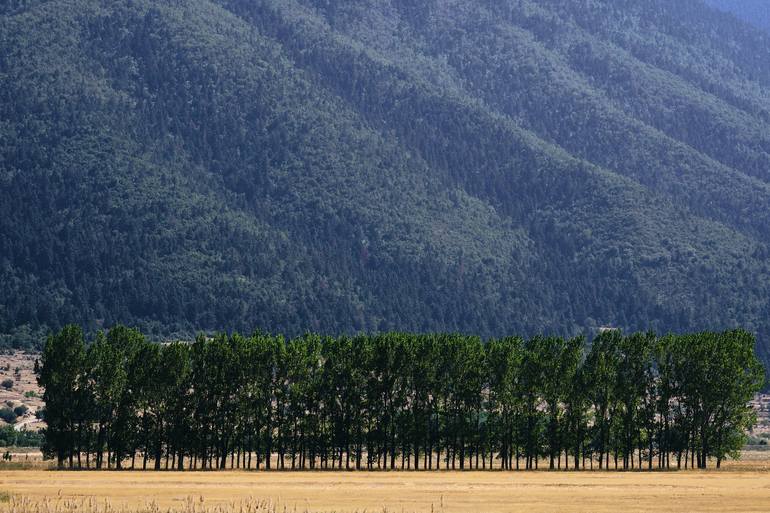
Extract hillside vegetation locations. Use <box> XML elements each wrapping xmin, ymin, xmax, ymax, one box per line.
<box><xmin>2</xmin><ymin>0</ymin><xmax>770</xmax><ymax>365</ymax></box>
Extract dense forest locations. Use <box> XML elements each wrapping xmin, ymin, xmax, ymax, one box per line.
<box><xmin>3</xmin><ymin>0</ymin><xmax>770</xmax><ymax>372</ymax></box>
<box><xmin>38</xmin><ymin>325</ymin><xmax>763</xmax><ymax>471</ymax></box>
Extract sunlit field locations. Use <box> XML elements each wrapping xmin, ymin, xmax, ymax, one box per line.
<box><xmin>1</xmin><ymin>452</ymin><xmax>769</xmax><ymax>513</ymax></box>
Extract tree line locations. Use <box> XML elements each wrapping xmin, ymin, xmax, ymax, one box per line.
<box><xmin>36</xmin><ymin>325</ymin><xmax>763</xmax><ymax>471</ymax></box>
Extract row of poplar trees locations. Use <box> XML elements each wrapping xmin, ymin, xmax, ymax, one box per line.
<box><xmin>37</xmin><ymin>325</ymin><xmax>763</xmax><ymax>471</ymax></box>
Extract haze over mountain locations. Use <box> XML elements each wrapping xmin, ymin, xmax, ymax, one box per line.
<box><xmin>2</xmin><ymin>0</ymin><xmax>770</xmax><ymax>366</ymax></box>
<box><xmin>704</xmin><ymin>0</ymin><xmax>770</xmax><ymax>32</ymax></box>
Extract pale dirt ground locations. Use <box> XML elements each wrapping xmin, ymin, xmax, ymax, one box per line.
<box><xmin>1</xmin><ymin>456</ymin><xmax>770</xmax><ymax>513</ymax></box>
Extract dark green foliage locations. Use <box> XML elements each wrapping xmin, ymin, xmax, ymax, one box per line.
<box><xmin>35</xmin><ymin>325</ymin><xmax>86</xmax><ymax>466</ymax></box>
<box><xmin>0</xmin><ymin>426</ymin><xmax>43</xmax><ymax>448</ymax></box>
<box><xmin>0</xmin><ymin>408</ymin><xmax>16</xmax><ymax>424</ymax></box>
<box><xmin>35</xmin><ymin>325</ymin><xmax>764</xmax><ymax>470</ymax></box>
<box><xmin>2</xmin><ymin>0</ymin><xmax>770</xmax><ymax>376</ymax></box>
<box><xmin>12</xmin><ymin>405</ymin><xmax>27</xmax><ymax>417</ymax></box>
<box><xmin>0</xmin><ymin>380</ymin><xmax>12</xmax><ymax>391</ymax></box>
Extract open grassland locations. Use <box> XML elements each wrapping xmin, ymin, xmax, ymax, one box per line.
<box><xmin>1</xmin><ymin>455</ymin><xmax>770</xmax><ymax>513</ymax></box>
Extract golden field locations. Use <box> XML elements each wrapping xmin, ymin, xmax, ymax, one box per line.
<box><xmin>1</xmin><ymin>453</ymin><xmax>770</xmax><ymax>513</ymax></box>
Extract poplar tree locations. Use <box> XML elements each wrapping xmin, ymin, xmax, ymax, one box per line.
<box><xmin>36</xmin><ymin>326</ymin><xmax>764</xmax><ymax>472</ymax></box>
<box><xmin>36</xmin><ymin>324</ymin><xmax>86</xmax><ymax>468</ymax></box>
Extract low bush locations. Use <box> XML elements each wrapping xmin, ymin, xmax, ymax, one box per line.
<box><xmin>0</xmin><ymin>408</ymin><xmax>17</xmax><ymax>424</ymax></box>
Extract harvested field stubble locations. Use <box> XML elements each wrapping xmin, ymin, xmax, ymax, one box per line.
<box><xmin>1</xmin><ymin>496</ymin><xmax>282</xmax><ymax>513</ymax></box>
<box><xmin>2</xmin><ymin>462</ymin><xmax>770</xmax><ymax>513</ymax></box>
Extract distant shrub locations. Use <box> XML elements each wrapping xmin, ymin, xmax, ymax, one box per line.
<box><xmin>0</xmin><ymin>379</ymin><xmax>12</xmax><ymax>390</ymax></box>
<box><xmin>12</xmin><ymin>405</ymin><xmax>27</xmax><ymax>417</ymax></box>
<box><xmin>0</xmin><ymin>408</ymin><xmax>16</xmax><ymax>424</ymax></box>
<box><xmin>0</xmin><ymin>426</ymin><xmax>42</xmax><ymax>448</ymax></box>
<box><xmin>23</xmin><ymin>391</ymin><xmax>36</xmax><ymax>398</ymax></box>
<box><xmin>0</xmin><ymin>427</ymin><xmax>13</xmax><ymax>446</ymax></box>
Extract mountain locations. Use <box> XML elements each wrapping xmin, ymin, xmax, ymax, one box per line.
<box><xmin>2</xmin><ymin>0</ymin><xmax>770</xmax><ymax>366</ymax></box>
<box><xmin>704</xmin><ymin>0</ymin><xmax>770</xmax><ymax>32</ymax></box>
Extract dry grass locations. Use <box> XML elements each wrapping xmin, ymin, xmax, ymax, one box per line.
<box><xmin>0</xmin><ymin>496</ymin><xmax>288</xmax><ymax>513</ymax></box>
<box><xmin>1</xmin><ymin>454</ymin><xmax>770</xmax><ymax>513</ymax></box>
<box><xmin>0</xmin><ymin>450</ymin><xmax>52</xmax><ymax>471</ymax></box>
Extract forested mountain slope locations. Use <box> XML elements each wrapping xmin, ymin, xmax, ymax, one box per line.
<box><xmin>1</xmin><ymin>0</ymin><xmax>770</xmax><ymax>365</ymax></box>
